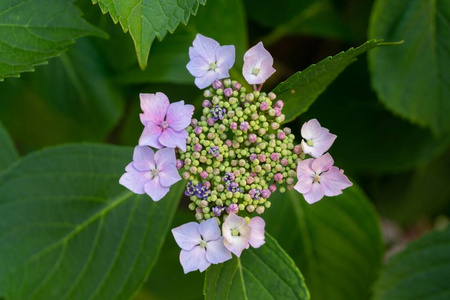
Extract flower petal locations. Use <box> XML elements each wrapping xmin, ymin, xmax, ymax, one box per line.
<box><xmin>143</xmin><ymin>176</ymin><xmax>170</xmax><ymax>201</ymax></box>
<box><xmin>166</xmin><ymin>100</ymin><xmax>195</xmax><ymax>132</ymax></box>
<box><xmin>119</xmin><ymin>163</ymin><xmax>150</xmax><ymax>194</ymax></box>
<box><xmin>191</xmin><ymin>34</ymin><xmax>220</xmax><ymax>62</ymax></box>
<box><xmin>249</xmin><ymin>217</ymin><xmax>266</xmax><ymax>248</ymax></box>
<box><xmin>206</xmin><ymin>237</ymin><xmax>232</xmax><ymax>264</ymax></box>
<box><xmin>180</xmin><ymin>247</ymin><xmax>210</xmax><ymax>273</ymax></box>
<box><xmin>172</xmin><ymin>222</ymin><xmax>202</xmax><ymax>251</ymax></box>
<box><xmin>244</xmin><ymin>42</ymin><xmax>273</xmax><ymax>64</ymax></box>
<box><xmin>216</xmin><ymin>45</ymin><xmax>235</xmax><ymax>78</ymax></box>
<box><xmin>309</xmin><ymin>129</ymin><xmax>336</xmax><ymax>157</ymax></box>
<box><xmin>311</xmin><ymin>153</ymin><xmax>334</xmax><ymax>174</ymax></box>
<box><xmin>223</xmin><ymin>235</ymin><xmax>250</xmax><ymax>257</ymax></box>
<box><xmin>139</xmin><ymin>92</ymin><xmax>169</xmax><ymax>126</ymax></box>
<box><xmin>132</xmin><ymin>146</ymin><xmax>155</xmax><ymax>172</ymax></box>
<box><xmin>301</xmin><ymin>119</ymin><xmax>323</xmax><ymax>140</ymax></box>
<box><xmin>320</xmin><ymin>166</ymin><xmax>353</xmax><ymax>196</ymax></box>
<box><xmin>242</xmin><ymin>55</ymin><xmax>260</xmax><ymax>84</ymax></box>
<box><xmin>303</xmin><ymin>182</ymin><xmax>325</xmax><ymax>204</ymax></box>
<box><xmin>194</xmin><ymin>70</ymin><xmax>219</xmax><ymax>89</ymax></box>
<box><xmin>159</xmin><ymin>128</ymin><xmax>189</xmax><ymax>151</ymax></box>
<box><xmin>255</xmin><ymin>59</ymin><xmax>276</xmax><ymax>83</ymax></box>
<box><xmin>296</xmin><ymin>158</ymin><xmax>314</xmax><ymax>178</ymax></box>
<box><xmin>154</xmin><ymin>147</ymin><xmax>176</xmax><ymax>169</ymax></box>
<box><xmin>198</xmin><ymin>218</ymin><xmax>221</xmax><ymax>242</ymax></box>
<box><xmin>139</xmin><ymin>122</ymin><xmax>164</xmax><ymax>149</ymax></box>
<box><xmin>158</xmin><ymin>164</ymin><xmax>181</xmax><ymax>187</ymax></box>
<box><xmin>186</xmin><ymin>54</ymin><xmax>209</xmax><ymax>77</ymax></box>
<box><xmin>222</xmin><ymin>213</ymin><xmax>251</xmax><ymax>257</ymax></box>
<box><xmin>294</xmin><ymin>174</ymin><xmax>313</xmax><ymax>194</ymax></box>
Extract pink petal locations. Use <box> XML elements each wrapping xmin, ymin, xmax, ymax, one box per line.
<box><xmin>143</xmin><ymin>176</ymin><xmax>170</xmax><ymax>201</ymax></box>
<box><xmin>303</xmin><ymin>182</ymin><xmax>325</xmax><ymax>204</ymax></box>
<box><xmin>166</xmin><ymin>101</ymin><xmax>195</xmax><ymax>132</ymax></box>
<box><xmin>244</xmin><ymin>42</ymin><xmax>273</xmax><ymax>65</ymax></box>
<box><xmin>139</xmin><ymin>92</ymin><xmax>169</xmax><ymax>126</ymax></box>
<box><xmin>223</xmin><ymin>235</ymin><xmax>250</xmax><ymax>257</ymax></box>
<box><xmin>132</xmin><ymin>146</ymin><xmax>155</xmax><ymax>172</ymax></box>
<box><xmin>198</xmin><ymin>218</ymin><xmax>221</xmax><ymax>242</ymax></box>
<box><xmin>320</xmin><ymin>166</ymin><xmax>353</xmax><ymax>196</ymax></box>
<box><xmin>158</xmin><ymin>164</ymin><xmax>181</xmax><ymax>187</ymax></box>
<box><xmin>119</xmin><ymin>163</ymin><xmax>150</xmax><ymax>194</ymax></box>
<box><xmin>301</xmin><ymin>119</ymin><xmax>323</xmax><ymax>140</ymax></box>
<box><xmin>180</xmin><ymin>247</ymin><xmax>210</xmax><ymax>273</ymax></box>
<box><xmin>172</xmin><ymin>222</ymin><xmax>202</xmax><ymax>251</ymax></box>
<box><xmin>309</xmin><ymin>129</ymin><xmax>336</xmax><ymax>157</ymax></box>
<box><xmin>255</xmin><ymin>59</ymin><xmax>276</xmax><ymax>83</ymax></box>
<box><xmin>186</xmin><ymin>55</ymin><xmax>209</xmax><ymax>77</ymax></box>
<box><xmin>159</xmin><ymin>128</ymin><xmax>189</xmax><ymax>151</ymax></box>
<box><xmin>216</xmin><ymin>45</ymin><xmax>235</xmax><ymax>78</ymax></box>
<box><xmin>222</xmin><ymin>213</ymin><xmax>251</xmax><ymax>257</ymax></box>
<box><xmin>242</xmin><ymin>55</ymin><xmax>260</xmax><ymax>84</ymax></box>
<box><xmin>191</xmin><ymin>34</ymin><xmax>220</xmax><ymax>63</ymax></box>
<box><xmin>206</xmin><ymin>237</ymin><xmax>232</xmax><ymax>264</ymax></box>
<box><xmin>301</xmin><ymin>140</ymin><xmax>315</xmax><ymax>158</ymax></box>
<box><xmin>294</xmin><ymin>174</ymin><xmax>313</xmax><ymax>194</ymax></box>
<box><xmin>296</xmin><ymin>158</ymin><xmax>314</xmax><ymax>178</ymax></box>
<box><xmin>249</xmin><ymin>217</ymin><xmax>265</xmax><ymax>248</ymax></box>
<box><xmin>194</xmin><ymin>70</ymin><xmax>219</xmax><ymax>89</ymax></box>
<box><xmin>139</xmin><ymin>122</ymin><xmax>164</xmax><ymax>149</ymax></box>
<box><xmin>312</xmin><ymin>153</ymin><xmax>334</xmax><ymax>174</ymax></box>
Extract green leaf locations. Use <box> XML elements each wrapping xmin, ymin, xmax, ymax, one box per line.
<box><xmin>369</xmin><ymin>0</ymin><xmax>450</xmax><ymax>135</ymax></box>
<box><xmin>0</xmin><ymin>121</ymin><xmax>18</xmax><ymax>172</ymax></box>
<box><xmin>264</xmin><ymin>185</ymin><xmax>383</xmax><ymax>299</ymax></box>
<box><xmin>0</xmin><ymin>144</ymin><xmax>183</xmax><ymax>300</ymax></box>
<box><xmin>0</xmin><ymin>0</ymin><xmax>105</xmax><ymax>81</ymax></box>
<box><xmin>374</xmin><ymin>226</ymin><xmax>450</xmax><ymax>300</ymax></box>
<box><xmin>93</xmin><ymin>0</ymin><xmax>206</xmax><ymax>70</ymax></box>
<box><xmin>272</xmin><ymin>39</ymin><xmax>392</xmax><ymax>123</ymax></box>
<box><xmin>204</xmin><ymin>234</ymin><xmax>309</xmax><ymax>300</ymax></box>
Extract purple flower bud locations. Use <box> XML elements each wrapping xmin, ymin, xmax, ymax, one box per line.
<box><xmin>247</xmin><ymin>177</ymin><xmax>254</xmax><ymax>184</ymax></box>
<box><xmin>274</xmin><ymin>107</ymin><xmax>282</xmax><ymax>117</ymax></box>
<box><xmin>225</xmin><ymin>139</ymin><xmax>232</xmax><ymax>147</ymax></box>
<box><xmin>200</xmin><ymin>171</ymin><xmax>209</xmax><ymax>179</ymax></box>
<box><xmin>224</xmin><ymin>88</ymin><xmax>233</xmax><ymax>97</ymax></box>
<box><xmin>212</xmin><ymin>206</ymin><xmax>224</xmax><ymax>216</ymax></box>
<box><xmin>258</xmin><ymin>154</ymin><xmax>266</xmax><ymax>162</ymax></box>
<box><xmin>248</xmin><ymin>134</ymin><xmax>257</xmax><ymax>143</ymax></box>
<box><xmin>191</xmin><ymin>118</ymin><xmax>198</xmax><ymax>126</ymax></box>
<box><xmin>202</xmin><ymin>100</ymin><xmax>212</xmax><ymax>108</ymax></box>
<box><xmin>250</xmin><ymin>172</ymin><xmax>257</xmax><ymax>177</ymax></box>
<box><xmin>212</xmin><ymin>80</ymin><xmax>223</xmax><ymax>89</ymax></box>
<box><xmin>250</xmin><ymin>153</ymin><xmax>257</xmax><ymax>162</ymax></box>
<box><xmin>204</xmin><ymin>181</ymin><xmax>211</xmax><ymax>188</ymax></box>
<box><xmin>226</xmin><ymin>203</ymin><xmax>239</xmax><ymax>214</ymax></box>
<box><xmin>194</xmin><ymin>126</ymin><xmax>203</xmax><ymax>135</ymax></box>
<box><xmin>194</xmin><ymin>143</ymin><xmax>202</xmax><ymax>152</ymax></box>
<box><xmin>281</xmin><ymin>158</ymin><xmax>289</xmax><ymax>166</ymax></box>
<box><xmin>176</xmin><ymin>159</ymin><xmax>184</xmax><ymax>169</ymax></box>
<box><xmin>260</xmin><ymin>102</ymin><xmax>269</xmax><ymax>111</ymax></box>
<box><xmin>262</xmin><ymin>189</ymin><xmax>271</xmax><ymax>198</ymax></box>
<box><xmin>275</xmin><ymin>100</ymin><xmax>284</xmax><ymax>108</ymax></box>
<box><xmin>277</xmin><ymin>131</ymin><xmax>286</xmax><ymax>140</ymax></box>
<box><xmin>208</xmin><ymin>146</ymin><xmax>220</xmax><ymax>157</ymax></box>
<box><xmin>269</xmin><ymin>183</ymin><xmax>277</xmax><ymax>192</ymax></box>
<box><xmin>230</xmin><ymin>122</ymin><xmax>238</xmax><ymax>130</ymax></box>
<box><xmin>227</xmin><ymin>182</ymin><xmax>241</xmax><ymax>193</ymax></box>
<box><xmin>293</xmin><ymin>144</ymin><xmax>302</xmax><ymax>154</ymax></box>
<box><xmin>233</xmin><ymin>82</ymin><xmax>242</xmax><ymax>90</ymax></box>
<box><xmin>207</xmin><ymin>118</ymin><xmax>215</xmax><ymax>126</ymax></box>
<box><xmin>222</xmin><ymin>172</ymin><xmax>235</xmax><ymax>184</ymax></box>
<box><xmin>240</xmin><ymin>121</ymin><xmax>250</xmax><ymax>132</ymax></box>
<box><xmin>271</xmin><ymin>153</ymin><xmax>280</xmax><ymax>161</ymax></box>
<box><xmin>274</xmin><ymin>173</ymin><xmax>283</xmax><ymax>182</ymax></box>
<box><xmin>249</xmin><ymin>188</ymin><xmax>262</xmax><ymax>199</ymax></box>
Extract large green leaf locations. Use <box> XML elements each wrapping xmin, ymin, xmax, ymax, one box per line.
<box><xmin>374</xmin><ymin>226</ymin><xmax>450</xmax><ymax>300</ymax></box>
<box><xmin>264</xmin><ymin>185</ymin><xmax>383</xmax><ymax>300</ymax></box>
<box><xmin>0</xmin><ymin>0</ymin><xmax>105</xmax><ymax>81</ymax></box>
<box><xmin>369</xmin><ymin>0</ymin><xmax>450</xmax><ymax>135</ymax></box>
<box><xmin>92</xmin><ymin>0</ymin><xmax>206</xmax><ymax>69</ymax></box>
<box><xmin>0</xmin><ymin>144</ymin><xmax>183</xmax><ymax>300</ymax></box>
<box><xmin>0</xmin><ymin>121</ymin><xmax>18</xmax><ymax>172</ymax></box>
<box><xmin>204</xmin><ymin>234</ymin><xmax>309</xmax><ymax>300</ymax></box>
<box><xmin>272</xmin><ymin>39</ymin><xmax>392</xmax><ymax>123</ymax></box>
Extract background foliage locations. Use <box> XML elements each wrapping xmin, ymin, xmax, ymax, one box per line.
<box><xmin>1</xmin><ymin>0</ymin><xmax>449</xmax><ymax>299</ymax></box>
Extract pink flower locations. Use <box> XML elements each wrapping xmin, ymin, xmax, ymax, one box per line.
<box><xmin>294</xmin><ymin>153</ymin><xmax>352</xmax><ymax>204</ymax></box>
<box><xmin>186</xmin><ymin>34</ymin><xmax>236</xmax><ymax>89</ymax></box>
<box><xmin>242</xmin><ymin>42</ymin><xmax>276</xmax><ymax>84</ymax></box>
<box><xmin>139</xmin><ymin>92</ymin><xmax>194</xmax><ymax>152</ymax></box>
<box><xmin>301</xmin><ymin>119</ymin><xmax>337</xmax><ymax>158</ymax></box>
<box><xmin>172</xmin><ymin>218</ymin><xmax>232</xmax><ymax>273</ymax></box>
<box><xmin>119</xmin><ymin>146</ymin><xmax>181</xmax><ymax>201</ymax></box>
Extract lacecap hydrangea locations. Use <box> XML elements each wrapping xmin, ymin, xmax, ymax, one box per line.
<box><xmin>120</xmin><ymin>34</ymin><xmax>352</xmax><ymax>274</ymax></box>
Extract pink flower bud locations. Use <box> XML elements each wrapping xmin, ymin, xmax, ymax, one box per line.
<box><xmin>183</xmin><ymin>172</ymin><xmax>190</xmax><ymax>180</ymax></box>
<box><xmin>193</xmin><ymin>143</ymin><xmax>202</xmax><ymax>152</ymax></box>
<box><xmin>212</xmin><ymin>80</ymin><xmax>223</xmax><ymax>89</ymax></box>
<box><xmin>277</xmin><ymin>132</ymin><xmax>286</xmax><ymax>140</ymax></box>
<box><xmin>248</xmin><ymin>134</ymin><xmax>257</xmax><ymax>143</ymax></box>
<box><xmin>234</xmin><ymin>82</ymin><xmax>242</xmax><ymax>90</ymax></box>
<box><xmin>281</xmin><ymin>158</ymin><xmax>289</xmax><ymax>166</ymax></box>
<box><xmin>260</xmin><ymin>102</ymin><xmax>269</xmax><ymax>111</ymax></box>
<box><xmin>224</xmin><ymin>88</ymin><xmax>233</xmax><ymax>97</ymax></box>
<box><xmin>202</xmin><ymin>100</ymin><xmax>212</xmax><ymax>107</ymax></box>
<box><xmin>230</xmin><ymin>122</ymin><xmax>238</xmax><ymax>130</ymax></box>
<box><xmin>250</xmin><ymin>153</ymin><xmax>257</xmax><ymax>162</ymax></box>
<box><xmin>271</xmin><ymin>153</ymin><xmax>280</xmax><ymax>161</ymax></box>
<box><xmin>176</xmin><ymin>159</ymin><xmax>184</xmax><ymax>169</ymax></box>
<box><xmin>269</xmin><ymin>183</ymin><xmax>277</xmax><ymax>192</ymax></box>
<box><xmin>258</xmin><ymin>154</ymin><xmax>266</xmax><ymax>162</ymax></box>
<box><xmin>293</xmin><ymin>144</ymin><xmax>302</xmax><ymax>154</ymax></box>
<box><xmin>283</xmin><ymin>127</ymin><xmax>292</xmax><ymax>135</ymax></box>
<box><xmin>275</xmin><ymin>100</ymin><xmax>284</xmax><ymax>108</ymax></box>
<box><xmin>194</xmin><ymin>126</ymin><xmax>203</xmax><ymax>135</ymax></box>
<box><xmin>262</xmin><ymin>189</ymin><xmax>271</xmax><ymax>198</ymax></box>
<box><xmin>191</xmin><ymin>118</ymin><xmax>198</xmax><ymax>126</ymax></box>
<box><xmin>200</xmin><ymin>171</ymin><xmax>209</xmax><ymax>179</ymax></box>
<box><xmin>271</xmin><ymin>122</ymin><xmax>279</xmax><ymax>130</ymax></box>
<box><xmin>274</xmin><ymin>107</ymin><xmax>282</xmax><ymax>116</ymax></box>
<box><xmin>225</xmin><ymin>139</ymin><xmax>232</xmax><ymax>147</ymax></box>
<box><xmin>207</xmin><ymin>118</ymin><xmax>215</xmax><ymax>126</ymax></box>
<box><xmin>247</xmin><ymin>177</ymin><xmax>254</xmax><ymax>184</ymax></box>
<box><xmin>274</xmin><ymin>173</ymin><xmax>283</xmax><ymax>182</ymax></box>
<box><xmin>240</xmin><ymin>122</ymin><xmax>250</xmax><ymax>132</ymax></box>
<box><xmin>204</xmin><ymin>181</ymin><xmax>211</xmax><ymax>188</ymax></box>
<box><xmin>226</xmin><ymin>203</ymin><xmax>239</xmax><ymax>214</ymax></box>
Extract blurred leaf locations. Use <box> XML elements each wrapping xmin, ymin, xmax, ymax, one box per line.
<box><xmin>0</xmin><ymin>144</ymin><xmax>183</xmax><ymax>300</ymax></box>
<box><xmin>0</xmin><ymin>38</ymin><xmax>124</xmax><ymax>152</ymax></box>
<box><xmin>272</xmin><ymin>39</ymin><xmax>392</xmax><ymax>123</ymax></box>
<box><xmin>0</xmin><ymin>0</ymin><xmax>105</xmax><ymax>81</ymax></box>
<box><xmin>264</xmin><ymin>185</ymin><xmax>383</xmax><ymax>300</ymax></box>
<box><xmin>374</xmin><ymin>226</ymin><xmax>450</xmax><ymax>300</ymax></box>
<box><xmin>204</xmin><ymin>234</ymin><xmax>309</xmax><ymax>300</ymax></box>
<box><xmin>301</xmin><ymin>58</ymin><xmax>450</xmax><ymax>173</ymax></box>
<box><xmin>92</xmin><ymin>0</ymin><xmax>206</xmax><ymax>69</ymax></box>
<box><xmin>118</xmin><ymin>0</ymin><xmax>247</xmax><ymax>85</ymax></box>
<box><xmin>369</xmin><ymin>0</ymin><xmax>450</xmax><ymax>135</ymax></box>
<box><xmin>0</xmin><ymin>121</ymin><xmax>18</xmax><ymax>171</ymax></box>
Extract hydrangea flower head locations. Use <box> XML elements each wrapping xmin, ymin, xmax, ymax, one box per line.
<box><xmin>243</xmin><ymin>42</ymin><xmax>276</xmax><ymax>85</ymax></box>
<box><xmin>139</xmin><ymin>92</ymin><xmax>194</xmax><ymax>152</ymax></box>
<box><xmin>172</xmin><ymin>218</ymin><xmax>232</xmax><ymax>273</ymax></box>
<box><xmin>119</xmin><ymin>146</ymin><xmax>181</xmax><ymax>201</ymax></box>
<box><xmin>186</xmin><ymin>34</ymin><xmax>235</xmax><ymax>89</ymax></box>
<box><xmin>301</xmin><ymin>119</ymin><xmax>337</xmax><ymax>158</ymax></box>
<box><xmin>294</xmin><ymin>153</ymin><xmax>352</xmax><ymax>204</ymax></box>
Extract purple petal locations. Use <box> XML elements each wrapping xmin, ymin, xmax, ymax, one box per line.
<box><xmin>154</xmin><ymin>148</ymin><xmax>176</xmax><ymax>169</ymax></box>
<box><xmin>143</xmin><ymin>176</ymin><xmax>170</xmax><ymax>201</ymax></box>
<box><xmin>180</xmin><ymin>247</ymin><xmax>210</xmax><ymax>273</ymax></box>
<box><xmin>166</xmin><ymin>101</ymin><xmax>195</xmax><ymax>132</ymax></box>
<box><xmin>301</xmin><ymin>119</ymin><xmax>323</xmax><ymax>140</ymax></box>
<box><xmin>249</xmin><ymin>217</ymin><xmax>265</xmax><ymax>248</ymax></box>
<box><xmin>158</xmin><ymin>164</ymin><xmax>181</xmax><ymax>187</ymax></box>
<box><xmin>242</xmin><ymin>55</ymin><xmax>260</xmax><ymax>84</ymax></box>
<box><xmin>186</xmin><ymin>55</ymin><xmax>209</xmax><ymax>77</ymax></box>
<box><xmin>244</xmin><ymin>42</ymin><xmax>273</xmax><ymax>65</ymax></box>
<box><xmin>172</xmin><ymin>222</ymin><xmax>201</xmax><ymax>251</ymax></box>
<box><xmin>296</xmin><ymin>158</ymin><xmax>314</xmax><ymax>178</ymax></box>
<box><xmin>132</xmin><ymin>146</ymin><xmax>155</xmax><ymax>172</ymax></box>
<box><xmin>320</xmin><ymin>166</ymin><xmax>353</xmax><ymax>196</ymax></box>
<box><xmin>139</xmin><ymin>93</ymin><xmax>169</xmax><ymax>126</ymax></box>
<box><xmin>119</xmin><ymin>163</ymin><xmax>150</xmax><ymax>194</ymax></box>
<box><xmin>294</xmin><ymin>174</ymin><xmax>313</xmax><ymax>194</ymax></box>
<box><xmin>310</xmin><ymin>129</ymin><xmax>337</xmax><ymax>157</ymax></box>
<box><xmin>159</xmin><ymin>128</ymin><xmax>189</xmax><ymax>151</ymax></box>
<box><xmin>303</xmin><ymin>183</ymin><xmax>325</xmax><ymax>204</ymax></box>
<box><xmin>256</xmin><ymin>59</ymin><xmax>276</xmax><ymax>83</ymax></box>
<box><xmin>139</xmin><ymin>122</ymin><xmax>164</xmax><ymax>149</ymax></box>
<box><xmin>206</xmin><ymin>237</ymin><xmax>232</xmax><ymax>264</ymax></box>
<box><xmin>194</xmin><ymin>71</ymin><xmax>219</xmax><ymax>89</ymax></box>
<box><xmin>311</xmin><ymin>153</ymin><xmax>334</xmax><ymax>174</ymax></box>
<box><xmin>198</xmin><ymin>218</ymin><xmax>221</xmax><ymax>242</ymax></box>
<box><xmin>191</xmin><ymin>34</ymin><xmax>220</xmax><ymax>63</ymax></box>
<box><xmin>216</xmin><ymin>45</ymin><xmax>235</xmax><ymax>77</ymax></box>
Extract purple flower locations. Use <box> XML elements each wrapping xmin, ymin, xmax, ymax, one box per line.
<box><xmin>227</xmin><ymin>182</ymin><xmax>241</xmax><ymax>193</ymax></box>
<box><xmin>301</xmin><ymin>119</ymin><xmax>337</xmax><ymax>158</ymax></box>
<box><xmin>185</xmin><ymin>181</ymin><xmax>196</xmax><ymax>197</ymax></box>
<box><xmin>172</xmin><ymin>218</ymin><xmax>232</xmax><ymax>273</ymax></box>
<box><xmin>222</xmin><ymin>172</ymin><xmax>235</xmax><ymax>185</ymax></box>
<box><xmin>212</xmin><ymin>206</ymin><xmax>225</xmax><ymax>216</ymax></box>
<box><xmin>226</xmin><ymin>203</ymin><xmax>239</xmax><ymax>214</ymax></box>
<box><xmin>208</xmin><ymin>146</ymin><xmax>220</xmax><ymax>157</ymax></box>
<box><xmin>211</xmin><ymin>106</ymin><xmax>226</xmax><ymax>121</ymax></box>
<box><xmin>119</xmin><ymin>146</ymin><xmax>181</xmax><ymax>201</ymax></box>
<box><xmin>139</xmin><ymin>93</ymin><xmax>194</xmax><ymax>152</ymax></box>
<box><xmin>186</xmin><ymin>34</ymin><xmax>236</xmax><ymax>89</ymax></box>
<box><xmin>242</xmin><ymin>42</ymin><xmax>276</xmax><ymax>85</ymax></box>
<box><xmin>294</xmin><ymin>153</ymin><xmax>352</xmax><ymax>204</ymax></box>
<box><xmin>249</xmin><ymin>188</ymin><xmax>262</xmax><ymax>200</ymax></box>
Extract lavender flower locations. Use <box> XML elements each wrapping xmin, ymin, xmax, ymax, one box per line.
<box><xmin>301</xmin><ymin>119</ymin><xmax>337</xmax><ymax>158</ymax></box>
<box><xmin>242</xmin><ymin>42</ymin><xmax>276</xmax><ymax>85</ymax></box>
